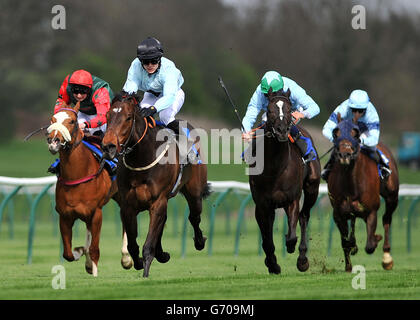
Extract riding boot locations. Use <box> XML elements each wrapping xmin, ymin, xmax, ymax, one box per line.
<box><xmin>290</xmin><ymin>126</ymin><xmax>317</xmax><ymax>164</ymax></box>
<box><xmin>47</xmin><ymin>158</ymin><xmax>60</xmax><ymax>176</ymax></box>
<box><xmin>167</xmin><ymin>120</ymin><xmax>201</xmax><ymax>164</ymax></box>
<box><xmin>370</xmin><ymin>149</ymin><xmax>392</xmax><ymax>180</ymax></box>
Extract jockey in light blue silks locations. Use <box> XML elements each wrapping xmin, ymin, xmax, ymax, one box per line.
<box><xmin>321</xmin><ymin>89</ymin><xmax>392</xmax><ymax>180</ymax></box>
<box><xmin>122</xmin><ymin>37</ymin><xmax>185</xmax><ymax>132</ymax></box>
<box><xmin>242</xmin><ymin>71</ymin><xmax>320</xmax><ymax>163</ymax></box>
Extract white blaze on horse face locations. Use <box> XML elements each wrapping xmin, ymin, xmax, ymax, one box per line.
<box><xmin>276</xmin><ymin>101</ymin><xmax>284</xmax><ymax>120</ymax></box>
<box><xmin>47</xmin><ymin>111</ymin><xmax>72</xmax><ymax>142</ymax></box>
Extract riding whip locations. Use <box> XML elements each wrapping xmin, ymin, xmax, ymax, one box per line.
<box><xmin>24</xmin><ymin>125</ymin><xmax>49</xmax><ymax>142</ymax></box>
<box><xmin>319</xmin><ymin>145</ymin><xmax>334</xmax><ymax>160</ymax></box>
<box><xmin>218</xmin><ymin>76</ymin><xmax>246</xmax><ymax>132</ymax></box>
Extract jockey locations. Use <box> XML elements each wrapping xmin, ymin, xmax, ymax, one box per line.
<box><xmin>321</xmin><ymin>89</ymin><xmax>392</xmax><ymax>181</ymax></box>
<box><xmin>122</xmin><ymin>37</ymin><xmax>185</xmax><ymax>134</ymax></box>
<box><xmin>48</xmin><ymin>69</ymin><xmax>114</xmax><ymax>174</ymax></box>
<box><xmin>54</xmin><ymin>69</ymin><xmax>114</xmax><ymax>137</ymax></box>
<box><xmin>242</xmin><ymin>71</ymin><xmax>320</xmax><ymax>163</ymax></box>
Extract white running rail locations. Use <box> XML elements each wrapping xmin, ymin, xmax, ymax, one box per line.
<box><xmin>0</xmin><ymin>176</ymin><xmax>420</xmax><ymax>196</ymax></box>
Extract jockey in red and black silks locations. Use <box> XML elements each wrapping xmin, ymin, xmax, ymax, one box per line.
<box><xmin>54</xmin><ymin>69</ymin><xmax>114</xmax><ymax>136</ymax></box>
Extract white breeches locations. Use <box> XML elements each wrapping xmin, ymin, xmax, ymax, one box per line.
<box><xmin>77</xmin><ymin>112</ymin><xmax>107</xmax><ymax>136</ymax></box>
<box><xmin>140</xmin><ymin>89</ymin><xmax>185</xmax><ymax>125</ymax></box>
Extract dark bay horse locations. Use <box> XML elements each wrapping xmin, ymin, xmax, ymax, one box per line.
<box><xmin>47</xmin><ymin>102</ymin><xmax>133</xmax><ymax>276</ymax></box>
<box><xmin>327</xmin><ymin>113</ymin><xmax>399</xmax><ymax>272</ymax></box>
<box><xmin>102</xmin><ymin>93</ymin><xmax>210</xmax><ymax>278</ymax></box>
<box><xmin>248</xmin><ymin>89</ymin><xmax>321</xmax><ymax>274</ymax></box>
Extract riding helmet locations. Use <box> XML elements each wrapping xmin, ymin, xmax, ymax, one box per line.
<box><xmin>137</xmin><ymin>37</ymin><xmax>164</xmax><ymax>60</ymax></box>
<box><xmin>260</xmin><ymin>71</ymin><xmax>284</xmax><ymax>94</ymax></box>
<box><xmin>348</xmin><ymin>90</ymin><xmax>370</xmax><ymax>109</ymax></box>
<box><xmin>68</xmin><ymin>69</ymin><xmax>93</xmax><ymax>88</ymax></box>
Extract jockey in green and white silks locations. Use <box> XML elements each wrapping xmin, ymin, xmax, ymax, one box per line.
<box><xmin>122</xmin><ymin>37</ymin><xmax>185</xmax><ymax>127</ymax></box>
<box><xmin>321</xmin><ymin>89</ymin><xmax>392</xmax><ymax>180</ymax></box>
<box><xmin>242</xmin><ymin>71</ymin><xmax>320</xmax><ymax>163</ymax></box>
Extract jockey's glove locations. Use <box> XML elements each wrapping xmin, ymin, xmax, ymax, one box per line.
<box><xmin>139</xmin><ymin>106</ymin><xmax>157</xmax><ymax>118</ymax></box>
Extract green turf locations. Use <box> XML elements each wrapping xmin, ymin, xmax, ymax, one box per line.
<box><xmin>0</xmin><ymin>197</ymin><xmax>419</xmax><ymax>300</ymax></box>
<box><xmin>0</xmin><ymin>138</ymin><xmax>419</xmax><ymax>300</ymax></box>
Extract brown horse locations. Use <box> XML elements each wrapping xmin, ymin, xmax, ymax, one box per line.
<box><xmin>47</xmin><ymin>102</ymin><xmax>133</xmax><ymax>276</ymax></box>
<box><xmin>101</xmin><ymin>92</ymin><xmax>210</xmax><ymax>278</ymax></box>
<box><xmin>248</xmin><ymin>89</ymin><xmax>321</xmax><ymax>274</ymax></box>
<box><xmin>326</xmin><ymin>113</ymin><xmax>399</xmax><ymax>272</ymax></box>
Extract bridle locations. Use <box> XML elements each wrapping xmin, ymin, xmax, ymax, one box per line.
<box><xmin>265</xmin><ymin>95</ymin><xmax>295</xmax><ymax>141</ymax></box>
<box><xmin>49</xmin><ymin>107</ymin><xmax>104</xmax><ymax>186</ymax></box>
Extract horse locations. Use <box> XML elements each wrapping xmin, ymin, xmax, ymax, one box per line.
<box><xmin>101</xmin><ymin>92</ymin><xmax>211</xmax><ymax>278</ymax></box>
<box><xmin>46</xmin><ymin>102</ymin><xmax>133</xmax><ymax>276</ymax></box>
<box><xmin>326</xmin><ymin>113</ymin><xmax>399</xmax><ymax>272</ymax></box>
<box><xmin>248</xmin><ymin>88</ymin><xmax>321</xmax><ymax>274</ymax></box>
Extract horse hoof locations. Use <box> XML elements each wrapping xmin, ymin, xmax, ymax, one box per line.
<box><xmin>121</xmin><ymin>253</ymin><xmax>133</xmax><ymax>270</ymax></box>
<box><xmin>265</xmin><ymin>258</ymin><xmax>281</xmax><ymax>274</ymax></box>
<box><xmin>382</xmin><ymin>252</ymin><xmax>393</xmax><ymax>270</ymax></box>
<box><xmin>297</xmin><ymin>257</ymin><xmax>309</xmax><ymax>272</ymax></box>
<box><xmin>286</xmin><ymin>237</ymin><xmax>297</xmax><ymax>254</ymax></box>
<box><xmin>156</xmin><ymin>252</ymin><xmax>170</xmax><ymax>263</ymax></box>
<box><xmin>365</xmin><ymin>246</ymin><xmax>376</xmax><ymax>254</ymax></box>
<box><xmin>85</xmin><ymin>264</ymin><xmax>92</xmax><ymax>274</ymax></box>
<box><xmin>133</xmin><ymin>257</ymin><xmax>144</xmax><ymax>271</ymax></box>
<box><xmin>350</xmin><ymin>246</ymin><xmax>358</xmax><ymax>255</ymax></box>
<box><xmin>194</xmin><ymin>236</ymin><xmax>207</xmax><ymax>251</ymax></box>
<box><xmin>345</xmin><ymin>265</ymin><xmax>352</xmax><ymax>273</ymax></box>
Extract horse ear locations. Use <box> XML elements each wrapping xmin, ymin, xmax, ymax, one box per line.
<box><xmin>337</xmin><ymin>112</ymin><xmax>342</xmax><ymax>123</ymax></box>
<box><xmin>333</xmin><ymin>127</ymin><xmax>340</xmax><ymax>139</ymax></box>
<box><xmin>286</xmin><ymin>88</ymin><xmax>291</xmax><ymax>98</ymax></box>
<box><xmin>74</xmin><ymin>101</ymin><xmax>80</xmax><ymax>114</ymax></box>
<box><xmin>351</xmin><ymin>127</ymin><xmax>360</xmax><ymax>139</ymax></box>
<box><xmin>268</xmin><ymin>87</ymin><xmax>273</xmax><ymax>97</ymax></box>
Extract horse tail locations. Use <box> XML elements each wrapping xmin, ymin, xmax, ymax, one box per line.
<box><xmin>201</xmin><ymin>183</ymin><xmax>212</xmax><ymax>200</ymax></box>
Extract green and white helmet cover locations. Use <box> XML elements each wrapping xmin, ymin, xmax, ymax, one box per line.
<box><xmin>260</xmin><ymin>71</ymin><xmax>284</xmax><ymax>94</ymax></box>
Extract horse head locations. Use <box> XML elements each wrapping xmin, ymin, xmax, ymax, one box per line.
<box><xmin>102</xmin><ymin>92</ymin><xmax>142</xmax><ymax>159</ymax></box>
<box><xmin>332</xmin><ymin>113</ymin><xmax>361</xmax><ymax>166</ymax></box>
<box><xmin>47</xmin><ymin>102</ymin><xmax>82</xmax><ymax>154</ymax></box>
<box><xmin>266</xmin><ymin>88</ymin><xmax>293</xmax><ymax>142</ymax></box>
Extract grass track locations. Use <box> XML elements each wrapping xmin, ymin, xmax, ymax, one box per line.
<box><xmin>0</xmin><ymin>138</ymin><xmax>419</xmax><ymax>300</ymax></box>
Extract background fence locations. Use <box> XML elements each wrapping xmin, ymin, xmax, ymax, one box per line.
<box><xmin>1</xmin><ymin>176</ymin><xmax>419</xmax><ymax>264</ymax></box>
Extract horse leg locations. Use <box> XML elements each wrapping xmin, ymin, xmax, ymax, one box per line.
<box><xmin>181</xmin><ymin>182</ymin><xmax>207</xmax><ymax>251</ymax></box>
<box><xmin>285</xmin><ymin>200</ymin><xmax>300</xmax><ymax>253</ymax></box>
<box><xmin>121</xmin><ymin>207</ymin><xmax>143</xmax><ymax>271</ymax></box>
<box><xmin>142</xmin><ymin>199</ymin><xmax>168</xmax><ymax>278</ymax></box>
<box><xmin>84</xmin><ymin>208</ymin><xmax>102</xmax><ymax>277</ymax></box>
<box><xmin>59</xmin><ymin>215</ymin><xmax>77</xmax><ymax>261</ymax></box>
<box><xmin>121</xmin><ymin>228</ymin><xmax>133</xmax><ymax>269</ymax></box>
<box><xmin>297</xmin><ymin>184</ymin><xmax>318</xmax><ymax>272</ymax></box>
<box><xmin>349</xmin><ymin>216</ymin><xmax>358</xmax><ymax>255</ymax></box>
<box><xmin>185</xmin><ymin>195</ymin><xmax>206</xmax><ymax>250</ymax></box>
<box><xmin>255</xmin><ymin>204</ymin><xmax>280</xmax><ymax>274</ymax></box>
<box><xmin>382</xmin><ymin>195</ymin><xmax>398</xmax><ymax>270</ymax></box>
<box><xmin>154</xmin><ymin>215</ymin><xmax>170</xmax><ymax>264</ymax></box>
<box><xmin>333</xmin><ymin>210</ymin><xmax>353</xmax><ymax>272</ymax></box>
<box><xmin>365</xmin><ymin>210</ymin><xmax>382</xmax><ymax>254</ymax></box>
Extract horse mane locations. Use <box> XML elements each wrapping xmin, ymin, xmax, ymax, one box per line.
<box><xmin>112</xmin><ymin>91</ymin><xmax>142</xmax><ymax>105</ymax></box>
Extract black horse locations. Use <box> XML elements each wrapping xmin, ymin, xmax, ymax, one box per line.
<box><xmin>248</xmin><ymin>88</ymin><xmax>321</xmax><ymax>274</ymax></box>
